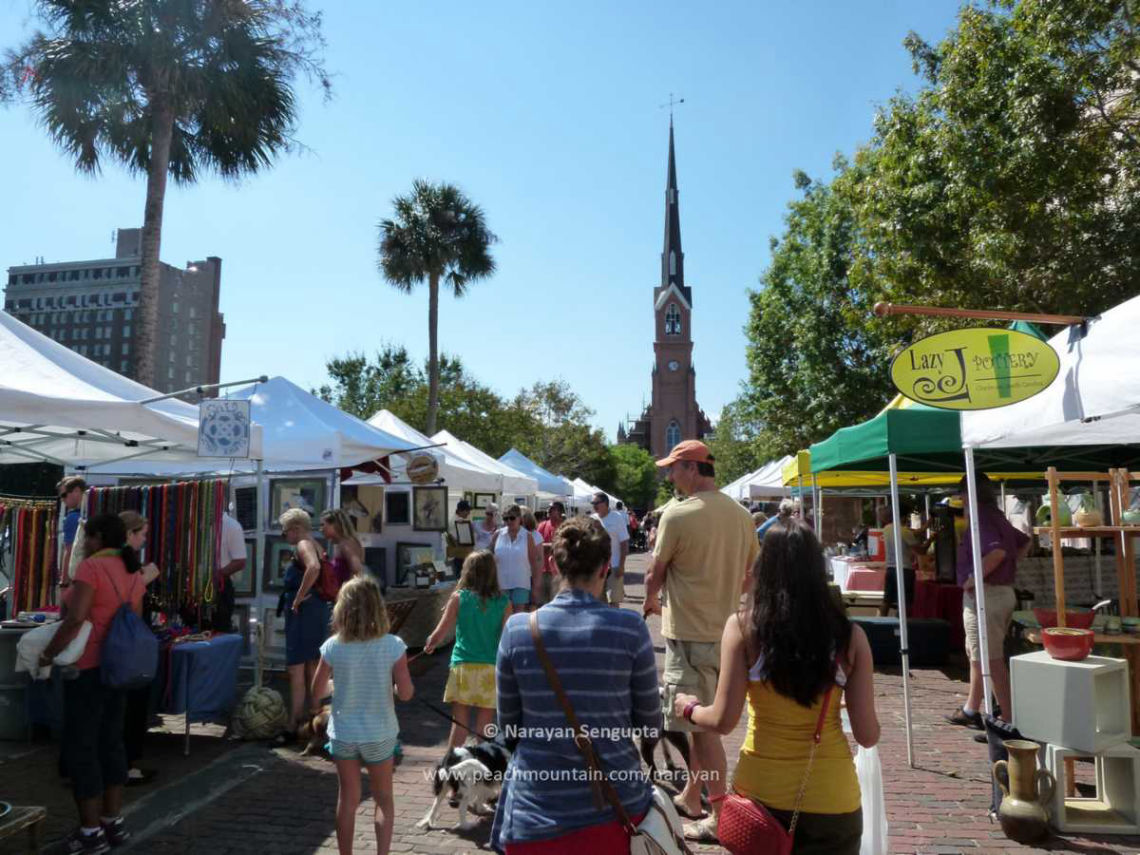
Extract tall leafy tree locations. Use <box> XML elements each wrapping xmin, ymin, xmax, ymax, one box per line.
<box><xmin>706</xmin><ymin>400</ymin><xmax>768</xmax><ymax>487</ymax></box>
<box><xmin>511</xmin><ymin>381</ymin><xmax>614</xmax><ymax>488</ymax></box>
<box><xmin>6</xmin><ymin>0</ymin><xmax>328</xmax><ymax>388</ymax></box>
<box><xmin>378</xmin><ymin>180</ymin><xmax>498</xmax><ymax>435</ymax></box>
<box><xmin>605</xmin><ymin>443</ymin><xmax>658</xmax><ymax>511</ymax></box>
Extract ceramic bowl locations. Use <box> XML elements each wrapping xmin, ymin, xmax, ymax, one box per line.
<box><xmin>1033</xmin><ymin>607</ymin><xmax>1096</xmax><ymax>629</ymax></box>
<box><xmin>1042</xmin><ymin>627</ymin><xmax>1095</xmax><ymax>661</ymax></box>
<box><xmin>1074</xmin><ymin>510</ymin><xmax>1104</xmax><ymax>527</ymax></box>
<box><xmin>1122</xmin><ymin>509</ymin><xmax>1140</xmax><ymax>526</ymax></box>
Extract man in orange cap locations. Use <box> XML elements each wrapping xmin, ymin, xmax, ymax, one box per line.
<box><xmin>645</xmin><ymin>439</ymin><xmax>758</xmax><ymax>842</ymax></box>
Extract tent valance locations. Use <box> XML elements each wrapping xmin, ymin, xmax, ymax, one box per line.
<box><xmin>498</xmin><ymin>448</ymin><xmax>573</xmax><ymax>497</ymax></box>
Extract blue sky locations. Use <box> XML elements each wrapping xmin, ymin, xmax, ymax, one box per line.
<box><xmin>0</xmin><ymin>0</ymin><xmax>963</xmax><ymax>440</ymax></box>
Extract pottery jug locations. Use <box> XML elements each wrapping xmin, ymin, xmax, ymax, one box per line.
<box><xmin>993</xmin><ymin>740</ymin><xmax>1055</xmax><ymax>843</ymax></box>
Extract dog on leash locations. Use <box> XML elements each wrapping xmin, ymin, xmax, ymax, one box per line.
<box><xmin>416</xmin><ymin>738</ymin><xmax>513</xmax><ymax>830</ymax></box>
<box><xmin>639</xmin><ymin>727</ymin><xmax>693</xmax><ymax>787</ymax></box>
<box><xmin>297</xmin><ymin>704</ymin><xmax>331</xmax><ymax>757</ymax></box>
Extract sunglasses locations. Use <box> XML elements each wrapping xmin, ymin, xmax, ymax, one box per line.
<box><xmin>504</xmin><ymin>515</ymin><xmax>519</xmax><ymax>522</ymax></box>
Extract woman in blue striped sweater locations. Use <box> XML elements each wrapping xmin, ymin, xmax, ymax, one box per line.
<box><xmin>491</xmin><ymin>516</ymin><xmax>661</xmax><ymax>854</ymax></box>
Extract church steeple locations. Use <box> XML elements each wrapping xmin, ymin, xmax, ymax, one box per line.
<box><xmin>660</xmin><ymin>119</ymin><xmax>691</xmax><ymax>305</ymax></box>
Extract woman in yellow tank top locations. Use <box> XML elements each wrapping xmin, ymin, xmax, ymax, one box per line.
<box><xmin>674</xmin><ymin>522</ymin><xmax>880</xmax><ymax>854</ymax></box>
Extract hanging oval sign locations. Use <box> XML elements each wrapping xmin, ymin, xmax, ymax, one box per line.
<box><xmin>890</xmin><ymin>327</ymin><xmax>1060</xmax><ymax>410</ymax></box>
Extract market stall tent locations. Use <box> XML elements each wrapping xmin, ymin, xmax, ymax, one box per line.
<box><xmin>362</xmin><ymin>410</ymin><xmax>502</xmax><ymax>493</ymax></box>
<box><xmin>498</xmin><ymin>448</ymin><xmax>573</xmax><ymax>499</ymax></box>
<box><xmin>0</xmin><ymin>310</ymin><xmax>264</xmax><ymax>468</ymax></box>
<box><xmin>430</xmin><ymin>430</ymin><xmax>539</xmax><ymax>498</ymax></box>
<box><xmin>722</xmin><ymin>457</ymin><xmax>793</xmax><ymax>501</ymax></box>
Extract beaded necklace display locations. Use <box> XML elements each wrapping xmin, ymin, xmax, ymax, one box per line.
<box><xmin>1</xmin><ymin>497</ymin><xmax>58</xmax><ymax>613</ymax></box>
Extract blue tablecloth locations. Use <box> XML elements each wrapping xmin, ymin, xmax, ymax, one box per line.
<box><xmin>163</xmin><ymin>634</ymin><xmax>242</xmax><ymax>723</ymax></box>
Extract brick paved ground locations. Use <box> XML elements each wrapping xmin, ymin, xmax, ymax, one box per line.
<box><xmin>7</xmin><ymin>552</ymin><xmax>1140</xmax><ymax>854</ymax></box>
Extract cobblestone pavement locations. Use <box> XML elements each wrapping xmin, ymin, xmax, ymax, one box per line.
<box><xmin>8</xmin><ymin>552</ymin><xmax>1140</xmax><ymax>854</ymax></box>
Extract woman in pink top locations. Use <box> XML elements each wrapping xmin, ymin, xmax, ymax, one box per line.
<box><xmin>39</xmin><ymin>513</ymin><xmax>146</xmax><ymax>853</ymax></box>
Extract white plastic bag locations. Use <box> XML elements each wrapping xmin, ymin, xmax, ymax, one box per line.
<box><xmin>15</xmin><ymin>620</ymin><xmax>92</xmax><ymax>680</ymax></box>
<box><xmin>856</xmin><ymin>744</ymin><xmax>889</xmax><ymax>855</ymax></box>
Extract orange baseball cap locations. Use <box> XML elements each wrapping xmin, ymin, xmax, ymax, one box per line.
<box><xmin>656</xmin><ymin>439</ymin><xmax>714</xmax><ymax>468</ymax></box>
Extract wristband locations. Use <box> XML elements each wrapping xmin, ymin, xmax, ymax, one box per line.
<box><xmin>682</xmin><ymin>700</ymin><xmax>699</xmax><ymax>722</ymax></box>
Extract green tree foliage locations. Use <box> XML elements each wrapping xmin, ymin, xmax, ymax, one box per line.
<box><xmin>510</xmin><ymin>381</ymin><xmax>614</xmax><ymax>489</ymax></box>
<box><xmin>740</xmin><ymin>165</ymin><xmax>899</xmax><ymax>455</ymax></box>
<box><xmin>707</xmin><ymin>400</ymin><xmax>770</xmax><ymax>487</ymax></box>
<box><xmin>738</xmin><ymin>0</ymin><xmax>1140</xmax><ymax>455</ymax></box>
<box><xmin>5</xmin><ymin>0</ymin><xmax>327</xmax><ymax>387</ymax></box>
<box><xmin>318</xmin><ymin>354</ymin><xmax>609</xmax><ymax>482</ymax></box>
<box><xmin>605</xmin><ymin>444</ymin><xmax>658</xmax><ymax>510</ymax></box>
<box><xmin>378</xmin><ymin>180</ymin><xmax>497</xmax><ymax>436</ymax></box>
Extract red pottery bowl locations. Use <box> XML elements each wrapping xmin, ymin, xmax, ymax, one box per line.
<box><xmin>1033</xmin><ymin>607</ymin><xmax>1095</xmax><ymax>630</ymax></box>
<box><xmin>1042</xmin><ymin>627</ymin><xmax>1095</xmax><ymax>661</ymax></box>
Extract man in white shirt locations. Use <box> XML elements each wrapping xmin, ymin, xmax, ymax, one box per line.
<box><xmin>213</xmin><ymin>512</ymin><xmax>248</xmax><ymax>632</ymax></box>
<box><xmin>590</xmin><ymin>492</ymin><xmax>630</xmax><ymax>606</ymax></box>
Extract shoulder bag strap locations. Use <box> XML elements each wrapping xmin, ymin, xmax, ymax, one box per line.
<box><xmin>787</xmin><ymin>684</ymin><xmax>835</xmax><ymax>838</ymax></box>
<box><xmin>527</xmin><ymin>611</ymin><xmax>636</xmax><ymax>831</ymax></box>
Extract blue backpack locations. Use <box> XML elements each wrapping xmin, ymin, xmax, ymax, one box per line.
<box><xmin>100</xmin><ymin>568</ymin><xmax>158</xmax><ymax>689</ymax></box>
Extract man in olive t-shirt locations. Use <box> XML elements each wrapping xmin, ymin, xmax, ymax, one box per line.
<box><xmin>644</xmin><ymin>440</ymin><xmax>758</xmax><ymax>840</ymax></box>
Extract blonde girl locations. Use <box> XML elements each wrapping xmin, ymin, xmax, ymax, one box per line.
<box><xmin>312</xmin><ymin>576</ymin><xmax>414</xmax><ymax>855</ymax></box>
<box><xmin>320</xmin><ymin>508</ymin><xmax>365</xmax><ymax>583</ymax></box>
<box><xmin>424</xmin><ymin>550</ymin><xmax>512</xmax><ymax>748</ymax></box>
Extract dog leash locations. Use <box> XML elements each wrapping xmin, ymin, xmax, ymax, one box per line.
<box><xmin>416</xmin><ymin>697</ymin><xmax>481</xmax><ymax>736</ymax></box>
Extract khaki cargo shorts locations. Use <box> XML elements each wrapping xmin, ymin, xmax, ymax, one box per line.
<box><xmin>963</xmin><ymin>585</ymin><xmax>1016</xmax><ymax>662</ymax></box>
<box><xmin>663</xmin><ymin>637</ymin><xmax>720</xmax><ymax>732</ymax></box>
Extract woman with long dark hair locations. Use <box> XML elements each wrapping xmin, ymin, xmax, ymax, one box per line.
<box><xmin>674</xmin><ymin>521</ymin><xmax>879</xmax><ymax>854</ymax></box>
<box><xmin>38</xmin><ymin>512</ymin><xmax>146</xmax><ymax>853</ymax></box>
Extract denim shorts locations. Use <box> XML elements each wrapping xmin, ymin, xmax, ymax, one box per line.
<box><xmin>329</xmin><ymin>736</ymin><xmax>397</xmax><ymax>765</ymax></box>
<box><xmin>507</xmin><ymin>587</ymin><xmax>531</xmax><ymax>607</ymax></box>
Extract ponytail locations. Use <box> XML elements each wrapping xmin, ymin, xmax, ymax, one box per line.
<box><xmin>120</xmin><ymin>544</ymin><xmax>142</xmax><ymax>575</ymax></box>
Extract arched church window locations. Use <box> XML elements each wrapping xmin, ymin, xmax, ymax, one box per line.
<box><xmin>665</xmin><ymin>303</ymin><xmax>682</xmax><ymax>336</ymax></box>
<box><xmin>666</xmin><ymin>420</ymin><xmax>682</xmax><ymax>450</ymax></box>
<box><xmin>669</xmin><ymin>251</ymin><xmax>677</xmax><ymax>276</ymax></box>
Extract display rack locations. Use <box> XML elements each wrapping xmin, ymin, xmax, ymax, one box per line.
<box><xmin>1032</xmin><ymin>467</ymin><xmax>1140</xmax><ymax>732</ymax></box>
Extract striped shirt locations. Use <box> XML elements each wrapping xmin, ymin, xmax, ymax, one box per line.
<box><xmin>319</xmin><ymin>633</ymin><xmax>406</xmax><ymax>744</ymax></box>
<box><xmin>491</xmin><ymin>588</ymin><xmax>661</xmax><ymax>849</ymax></box>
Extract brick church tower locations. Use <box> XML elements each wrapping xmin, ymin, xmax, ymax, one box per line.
<box><xmin>623</xmin><ymin>120</ymin><xmax>711</xmax><ymax>458</ymax></box>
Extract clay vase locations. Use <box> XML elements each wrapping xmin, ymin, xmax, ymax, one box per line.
<box><xmin>993</xmin><ymin>740</ymin><xmax>1056</xmax><ymax>844</ymax></box>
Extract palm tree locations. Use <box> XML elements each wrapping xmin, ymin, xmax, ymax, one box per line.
<box><xmin>378</xmin><ymin>180</ymin><xmax>497</xmax><ymax>435</ymax></box>
<box><xmin>7</xmin><ymin>0</ymin><xmax>327</xmax><ymax>388</ymax></box>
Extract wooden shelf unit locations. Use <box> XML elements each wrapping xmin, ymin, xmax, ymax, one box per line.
<box><xmin>1043</xmin><ymin>467</ymin><xmax>1140</xmax><ymax>732</ymax></box>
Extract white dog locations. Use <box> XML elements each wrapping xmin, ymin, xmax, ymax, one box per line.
<box><xmin>416</xmin><ymin>741</ymin><xmax>510</xmax><ymax>830</ymax></box>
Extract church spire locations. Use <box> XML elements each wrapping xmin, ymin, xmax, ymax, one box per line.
<box><xmin>661</xmin><ymin>119</ymin><xmax>691</xmax><ymax>304</ymax></box>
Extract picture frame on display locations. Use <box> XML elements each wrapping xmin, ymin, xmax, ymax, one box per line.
<box><xmin>263</xmin><ymin>536</ymin><xmax>292</xmax><ymax>590</ymax></box>
<box><xmin>235</xmin><ymin>605</ymin><xmax>251</xmax><ymax>654</ymax></box>
<box><xmin>261</xmin><ymin>608</ymin><xmax>286</xmax><ymax>660</ymax></box>
<box><xmin>395</xmin><ymin>542</ymin><xmax>435</xmax><ymax>587</ymax></box>
<box><xmin>473</xmin><ymin>492</ymin><xmax>496</xmax><ymax>510</ymax></box>
<box><xmin>453</xmin><ymin>519</ymin><xmax>475</xmax><ymax>547</ymax></box>
<box><xmin>270</xmin><ymin>478</ymin><xmax>326</xmax><ymax>525</ymax></box>
<box><xmin>413</xmin><ymin>485</ymin><xmax>448</xmax><ymax>532</ymax></box>
<box><xmin>229</xmin><ymin>539</ymin><xmax>257</xmax><ymax>597</ymax></box>
<box><xmin>386</xmin><ymin>490</ymin><xmax>411</xmax><ymax>526</ymax></box>
<box><xmin>233</xmin><ymin>486</ymin><xmax>258</xmax><ymax>531</ymax></box>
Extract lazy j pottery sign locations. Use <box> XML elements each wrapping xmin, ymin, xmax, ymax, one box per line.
<box><xmin>891</xmin><ymin>328</ymin><xmax>1060</xmax><ymax>410</ymax></box>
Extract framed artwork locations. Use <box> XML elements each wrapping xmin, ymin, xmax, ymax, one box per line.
<box><xmin>363</xmin><ymin>546</ymin><xmax>387</xmax><ymax>589</ymax></box>
<box><xmin>235</xmin><ymin>604</ymin><xmax>252</xmax><ymax>654</ymax></box>
<box><xmin>386</xmin><ymin>490</ymin><xmax>411</xmax><ymax>526</ymax></box>
<box><xmin>233</xmin><ymin>486</ymin><xmax>258</xmax><ymax>531</ymax></box>
<box><xmin>271</xmin><ymin>478</ymin><xmax>326</xmax><ymax>524</ymax></box>
<box><xmin>341</xmin><ymin>484</ymin><xmax>384</xmax><ymax>534</ymax></box>
<box><xmin>228</xmin><ymin>539</ymin><xmax>257</xmax><ymax>597</ymax></box>
<box><xmin>452</xmin><ymin>519</ymin><xmax>475</xmax><ymax>547</ymax></box>
<box><xmin>473</xmin><ymin>492</ymin><xmax>496</xmax><ymax>510</ymax></box>
<box><xmin>413</xmin><ymin>485</ymin><xmax>448</xmax><ymax>532</ymax></box>
<box><xmin>261</xmin><ymin>608</ymin><xmax>286</xmax><ymax>660</ymax></box>
<box><xmin>463</xmin><ymin>491</ymin><xmax>474</xmax><ymax>507</ymax></box>
<box><xmin>263</xmin><ymin>536</ymin><xmax>293</xmax><ymax>590</ymax></box>
<box><xmin>395</xmin><ymin>542</ymin><xmax>435</xmax><ymax>586</ymax></box>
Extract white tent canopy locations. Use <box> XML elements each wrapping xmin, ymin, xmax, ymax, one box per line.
<box><xmin>571</xmin><ymin>476</ymin><xmax>621</xmax><ymax>508</ymax></box>
<box><xmin>349</xmin><ymin>409</ymin><xmax>502</xmax><ymax>493</ymax></box>
<box><xmin>498</xmin><ymin>448</ymin><xmax>573</xmax><ymax>497</ymax></box>
<box><xmin>721</xmin><ymin>456</ymin><xmax>793</xmax><ymax>501</ymax></box>
<box><xmin>962</xmin><ymin>295</ymin><xmax>1140</xmax><ymax>450</ymax></box>
<box><xmin>84</xmin><ymin>376</ymin><xmax>415</xmax><ymax>474</ymax></box>
<box><xmin>0</xmin><ymin>310</ymin><xmax>263</xmax><ymax>468</ymax></box>
<box><xmin>431</xmin><ymin>430</ymin><xmax>539</xmax><ymax>497</ymax></box>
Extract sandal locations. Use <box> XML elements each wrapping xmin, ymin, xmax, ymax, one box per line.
<box><xmin>671</xmin><ymin>795</ymin><xmax>705</xmax><ymax>821</ymax></box>
<box><xmin>945</xmin><ymin>707</ymin><xmax>983</xmax><ymax>730</ymax></box>
<box><xmin>683</xmin><ymin>815</ymin><xmax>719</xmax><ymax>843</ymax></box>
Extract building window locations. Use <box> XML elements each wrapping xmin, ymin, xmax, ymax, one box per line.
<box><xmin>669</xmin><ymin>251</ymin><xmax>676</xmax><ymax>276</ymax></box>
<box><xmin>120</xmin><ymin>360</ymin><xmax>129</xmax><ymax>372</ymax></box>
<box><xmin>124</xmin><ymin>309</ymin><xmax>133</xmax><ymax>321</ymax></box>
<box><xmin>172</xmin><ymin>301</ymin><xmax>179</xmax><ymax>314</ymax></box>
<box><xmin>664</xmin><ymin>303</ymin><xmax>682</xmax><ymax>336</ymax></box>
<box><xmin>122</xmin><ymin>343</ymin><xmax>130</xmax><ymax>355</ymax></box>
<box><xmin>168</xmin><ymin>366</ymin><xmax>175</xmax><ymax>380</ymax></box>
<box><xmin>123</xmin><ymin>325</ymin><xmax>131</xmax><ymax>337</ymax></box>
<box><xmin>188</xmin><ymin>307</ymin><xmax>196</xmax><ymax>319</ymax></box>
<box><xmin>666</xmin><ymin>420</ymin><xmax>682</xmax><ymax>450</ymax></box>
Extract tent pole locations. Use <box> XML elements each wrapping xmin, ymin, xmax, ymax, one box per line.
<box><xmin>964</xmin><ymin>447</ymin><xmax>995</xmax><ymax>718</ymax></box>
<box><xmin>255</xmin><ymin>458</ymin><xmax>268</xmax><ymax>679</ymax></box>
<box><xmin>888</xmin><ymin>453</ymin><xmax>915</xmax><ymax>768</ymax></box>
<box><xmin>1094</xmin><ymin>481</ymin><xmax>1104</xmax><ymax>596</ymax></box>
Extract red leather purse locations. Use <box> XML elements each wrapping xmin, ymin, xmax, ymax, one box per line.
<box><xmin>718</xmin><ymin>615</ymin><xmax>835</xmax><ymax>855</ymax></box>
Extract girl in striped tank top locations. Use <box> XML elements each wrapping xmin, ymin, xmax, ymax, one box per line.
<box><xmin>312</xmin><ymin>576</ymin><xmax>414</xmax><ymax>855</ymax></box>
